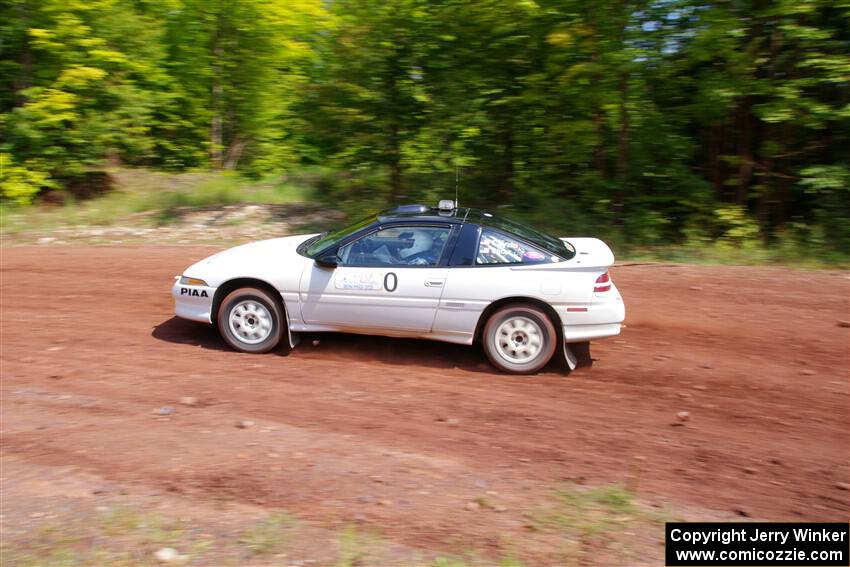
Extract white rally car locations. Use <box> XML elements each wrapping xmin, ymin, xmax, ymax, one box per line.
<box><xmin>172</xmin><ymin>201</ymin><xmax>625</xmax><ymax>374</ymax></box>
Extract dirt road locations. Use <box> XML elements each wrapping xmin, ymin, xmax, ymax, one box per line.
<box><xmin>1</xmin><ymin>246</ymin><xmax>848</xmax><ymax>564</ymax></box>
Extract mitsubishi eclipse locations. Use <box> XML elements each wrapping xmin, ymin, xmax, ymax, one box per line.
<box><xmin>172</xmin><ymin>201</ymin><xmax>625</xmax><ymax>374</ymax></box>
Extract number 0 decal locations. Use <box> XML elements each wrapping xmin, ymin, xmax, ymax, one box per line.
<box><xmin>384</xmin><ymin>272</ymin><xmax>398</xmax><ymax>292</ymax></box>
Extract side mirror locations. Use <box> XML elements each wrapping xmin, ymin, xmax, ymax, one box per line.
<box><xmin>316</xmin><ymin>253</ymin><xmax>339</xmax><ymax>268</ymax></box>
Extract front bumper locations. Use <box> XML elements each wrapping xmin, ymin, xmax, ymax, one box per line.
<box><xmin>172</xmin><ymin>278</ymin><xmax>216</xmax><ymax>323</ymax></box>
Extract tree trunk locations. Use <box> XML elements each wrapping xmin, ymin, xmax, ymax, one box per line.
<box><xmin>774</xmin><ymin>123</ymin><xmax>792</xmax><ymax>231</ymax></box>
<box><xmin>210</xmin><ymin>19</ymin><xmax>223</xmax><ymax>169</ymax></box>
<box><xmin>708</xmin><ymin>122</ymin><xmax>725</xmax><ymax>199</ymax></box>
<box><xmin>594</xmin><ymin>110</ymin><xmax>606</xmax><ymax>178</ymax></box>
<box><xmin>13</xmin><ymin>0</ymin><xmax>32</xmax><ymax>107</ymax></box>
<box><xmin>613</xmin><ymin>71</ymin><xmax>629</xmax><ymax>226</ymax></box>
<box><xmin>736</xmin><ymin>99</ymin><xmax>754</xmax><ymax>207</ymax></box>
<box><xmin>756</xmin><ymin>26</ymin><xmax>785</xmax><ymax>239</ymax></box>
<box><xmin>389</xmin><ymin>162</ymin><xmax>402</xmax><ymax>202</ymax></box>
<box><xmin>500</xmin><ymin>125</ymin><xmax>514</xmax><ymax>199</ymax></box>
<box><xmin>612</xmin><ymin>8</ymin><xmax>629</xmax><ymax>226</ymax></box>
<box><xmin>756</xmin><ymin>146</ymin><xmax>772</xmax><ymax>241</ymax></box>
<box><xmin>591</xmin><ymin>49</ymin><xmax>606</xmax><ymax>179</ymax></box>
<box><xmin>389</xmin><ymin>123</ymin><xmax>402</xmax><ymax>201</ymax></box>
<box><xmin>223</xmin><ymin>138</ymin><xmax>246</xmax><ymax>170</ymax></box>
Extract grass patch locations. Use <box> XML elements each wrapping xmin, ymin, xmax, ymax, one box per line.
<box><xmin>237</xmin><ymin>511</ymin><xmax>297</xmax><ymax>556</ymax></box>
<box><xmin>528</xmin><ymin>482</ymin><xmax>670</xmax><ymax>565</ymax></box>
<box><xmin>8</xmin><ymin>508</ymin><xmax>183</xmax><ymax>567</ymax></box>
<box><xmin>617</xmin><ymin>243</ymin><xmax>849</xmax><ymax>269</ymax></box>
<box><xmin>97</xmin><ymin>507</ymin><xmax>187</xmax><ymax>547</ymax></box>
<box><xmin>335</xmin><ymin>525</ymin><xmax>387</xmax><ymax>567</ymax></box>
<box><xmin>146</xmin><ymin>174</ymin><xmax>307</xmax><ymax>225</ymax></box>
<box><xmin>1</xmin><ymin>491</ymin><xmax>675</xmax><ymax>567</ymax></box>
<box><xmin>0</xmin><ymin>167</ymin><xmax>311</xmax><ymax>235</ymax></box>
<box><xmin>2</xmin><ymin>507</ymin><xmax>302</xmax><ymax>567</ymax></box>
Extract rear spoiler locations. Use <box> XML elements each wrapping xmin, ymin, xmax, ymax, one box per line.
<box><xmin>560</xmin><ymin>237</ymin><xmax>615</xmax><ymax>268</ymax></box>
<box><xmin>514</xmin><ymin>237</ymin><xmax>614</xmax><ymax>270</ymax></box>
<box><xmin>507</xmin><ymin>237</ymin><xmax>615</xmax><ymax>270</ymax></box>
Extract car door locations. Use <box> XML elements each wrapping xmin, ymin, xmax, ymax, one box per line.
<box><xmin>299</xmin><ymin>224</ymin><xmax>453</xmax><ymax>333</ymax></box>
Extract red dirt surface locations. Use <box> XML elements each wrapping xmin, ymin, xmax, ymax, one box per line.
<box><xmin>1</xmin><ymin>245</ymin><xmax>848</xmax><ymax>562</ymax></box>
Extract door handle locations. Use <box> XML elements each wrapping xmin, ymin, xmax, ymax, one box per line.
<box><xmin>424</xmin><ymin>279</ymin><xmax>444</xmax><ymax>287</ymax></box>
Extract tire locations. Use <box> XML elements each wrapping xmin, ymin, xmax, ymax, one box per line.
<box><xmin>483</xmin><ymin>304</ymin><xmax>557</xmax><ymax>374</ymax></box>
<box><xmin>217</xmin><ymin>287</ymin><xmax>284</xmax><ymax>354</ymax></box>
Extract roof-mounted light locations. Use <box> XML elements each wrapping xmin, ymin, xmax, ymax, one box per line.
<box><xmin>438</xmin><ymin>199</ymin><xmax>455</xmax><ymax>211</ymax></box>
<box><xmin>391</xmin><ymin>204</ymin><xmax>429</xmax><ymax>214</ymax></box>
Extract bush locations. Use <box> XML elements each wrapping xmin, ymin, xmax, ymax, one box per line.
<box><xmin>0</xmin><ymin>154</ymin><xmax>57</xmax><ymax>205</ymax></box>
<box><xmin>713</xmin><ymin>205</ymin><xmax>761</xmax><ymax>248</ymax></box>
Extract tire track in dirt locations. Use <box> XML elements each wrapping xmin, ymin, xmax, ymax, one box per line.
<box><xmin>1</xmin><ymin>246</ymin><xmax>848</xmax><ymax>559</ymax></box>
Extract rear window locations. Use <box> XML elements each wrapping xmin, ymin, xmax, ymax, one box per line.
<box><xmin>476</xmin><ymin>229</ymin><xmax>560</xmax><ymax>265</ymax></box>
<box><xmin>480</xmin><ymin>213</ymin><xmax>575</xmax><ymax>260</ymax></box>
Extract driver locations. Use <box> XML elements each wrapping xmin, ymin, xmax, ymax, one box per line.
<box><xmin>399</xmin><ymin>230</ymin><xmax>437</xmax><ymax>265</ymax></box>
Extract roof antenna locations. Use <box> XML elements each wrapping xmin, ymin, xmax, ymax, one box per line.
<box><xmin>454</xmin><ymin>163</ymin><xmax>459</xmax><ymax>209</ymax></box>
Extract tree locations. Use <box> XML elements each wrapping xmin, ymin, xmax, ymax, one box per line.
<box><xmin>302</xmin><ymin>0</ymin><xmax>435</xmax><ymax>200</ymax></box>
<box><xmin>1</xmin><ymin>0</ymin><xmax>172</xmax><ymax>196</ymax></box>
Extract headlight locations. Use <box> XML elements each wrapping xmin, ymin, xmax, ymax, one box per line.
<box><xmin>179</xmin><ymin>276</ymin><xmax>208</xmax><ymax>286</ymax></box>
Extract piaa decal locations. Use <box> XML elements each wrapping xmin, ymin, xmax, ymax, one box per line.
<box><xmin>180</xmin><ymin>288</ymin><xmax>208</xmax><ymax>297</ymax></box>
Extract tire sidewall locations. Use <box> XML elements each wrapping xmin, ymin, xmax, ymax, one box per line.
<box><xmin>217</xmin><ymin>288</ymin><xmax>284</xmax><ymax>353</ymax></box>
<box><xmin>484</xmin><ymin>305</ymin><xmax>557</xmax><ymax>374</ymax></box>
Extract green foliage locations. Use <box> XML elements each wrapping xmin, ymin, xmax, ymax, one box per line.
<box><xmin>1</xmin><ymin>0</ymin><xmax>175</xmax><ymax>180</ymax></box>
<box><xmin>1</xmin><ymin>0</ymin><xmax>848</xmax><ymax>257</ymax></box>
<box><xmin>0</xmin><ymin>153</ymin><xmax>56</xmax><ymax>204</ymax></box>
<box><xmin>713</xmin><ymin>205</ymin><xmax>762</xmax><ymax>248</ymax></box>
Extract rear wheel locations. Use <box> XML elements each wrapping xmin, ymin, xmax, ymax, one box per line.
<box><xmin>483</xmin><ymin>304</ymin><xmax>557</xmax><ymax>374</ymax></box>
<box><xmin>217</xmin><ymin>287</ymin><xmax>284</xmax><ymax>353</ymax></box>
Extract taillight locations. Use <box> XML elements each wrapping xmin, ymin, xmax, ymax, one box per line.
<box><xmin>594</xmin><ymin>272</ymin><xmax>611</xmax><ymax>293</ymax></box>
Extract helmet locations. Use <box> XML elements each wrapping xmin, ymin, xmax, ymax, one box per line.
<box><xmin>399</xmin><ymin>230</ymin><xmax>434</xmax><ymax>259</ymax></box>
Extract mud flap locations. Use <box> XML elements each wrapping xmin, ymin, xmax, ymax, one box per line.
<box><xmin>563</xmin><ymin>342</ymin><xmax>578</xmax><ymax>370</ymax></box>
<box><xmin>288</xmin><ymin>329</ymin><xmax>300</xmax><ymax>349</ymax></box>
<box><xmin>280</xmin><ymin>299</ymin><xmax>300</xmax><ymax>352</ymax></box>
<box><xmin>563</xmin><ymin>341</ymin><xmax>593</xmax><ymax>373</ymax></box>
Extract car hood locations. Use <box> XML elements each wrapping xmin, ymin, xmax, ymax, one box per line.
<box><xmin>182</xmin><ymin>233</ymin><xmax>317</xmax><ymax>287</ymax></box>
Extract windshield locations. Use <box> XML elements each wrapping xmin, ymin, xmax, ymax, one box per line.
<box><xmin>304</xmin><ymin>214</ymin><xmax>376</xmax><ymax>257</ymax></box>
<box><xmin>481</xmin><ymin>213</ymin><xmax>575</xmax><ymax>260</ymax></box>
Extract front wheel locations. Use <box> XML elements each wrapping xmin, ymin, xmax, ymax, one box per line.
<box><xmin>483</xmin><ymin>304</ymin><xmax>557</xmax><ymax>374</ymax></box>
<box><xmin>217</xmin><ymin>287</ymin><xmax>284</xmax><ymax>353</ymax></box>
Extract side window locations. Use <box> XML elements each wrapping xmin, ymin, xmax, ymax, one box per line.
<box><xmin>476</xmin><ymin>228</ymin><xmax>558</xmax><ymax>265</ymax></box>
<box><xmin>339</xmin><ymin>226</ymin><xmax>450</xmax><ymax>267</ymax></box>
